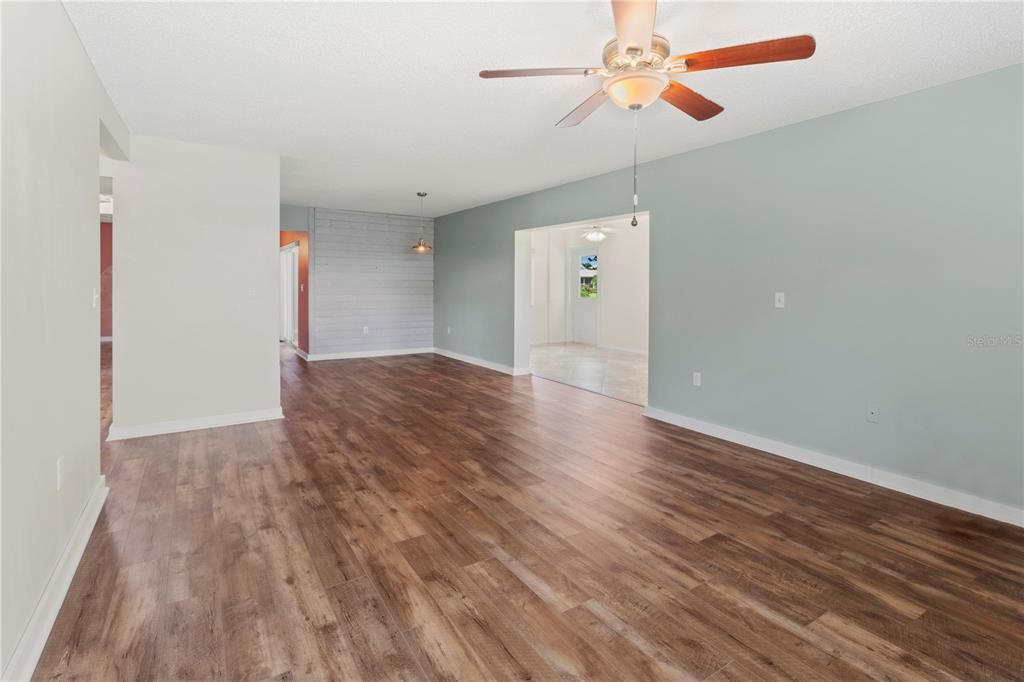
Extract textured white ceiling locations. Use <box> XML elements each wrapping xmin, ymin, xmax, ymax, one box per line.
<box><xmin>65</xmin><ymin>1</ymin><xmax>1023</xmax><ymax>217</ymax></box>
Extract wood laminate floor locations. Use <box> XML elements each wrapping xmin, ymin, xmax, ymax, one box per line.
<box><xmin>36</xmin><ymin>345</ymin><xmax>1024</xmax><ymax>680</ymax></box>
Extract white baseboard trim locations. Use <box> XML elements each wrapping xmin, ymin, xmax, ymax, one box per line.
<box><xmin>643</xmin><ymin>406</ymin><xmax>1024</xmax><ymax>528</ymax></box>
<box><xmin>99</xmin><ymin>336</ymin><xmax>112</xmax><ymax>343</ymax></box>
<box><xmin>107</xmin><ymin>407</ymin><xmax>284</xmax><ymax>441</ymax></box>
<box><xmin>432</xmin><ymin>348</ymin><xmax>517</xmax><ymax>375</ymax></box>
<box><xmin>1</xmin><ymin>476</ymin><xmax>108</xmax><ymax>682</ymax></box>
<box><xmin>300</xmin><ymin>346</ymin><xmax>526</xmax><ymax>376</ymax></box>
<box><xmin>304</xmin><ymin>347</ymin><xmax>434</xmax><ymax>362</ymax></box>
<box><xmin>294</xmin><ymin>348</ymin><xmax>309</xmax><ymax>360</ymax></box>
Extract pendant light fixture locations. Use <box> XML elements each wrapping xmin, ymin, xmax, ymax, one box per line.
<box><xmin>411</xmin><ymin>191</ymin><xmax>433</xmax><ymax>253</ymax></box>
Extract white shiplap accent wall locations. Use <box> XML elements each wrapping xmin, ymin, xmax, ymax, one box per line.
<box><xmin>312</xmin><ymin>208</ymin><xmax>433</xmax><ymax>355</ymax></box>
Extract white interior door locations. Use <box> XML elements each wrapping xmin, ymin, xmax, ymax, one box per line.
<box><xmin>568</xmin><ymin>248</ymin><xmax>599</xmax><ymax>345</ymax></box>
<box><xmin>280</xmin><ymin>244</ymin><xmax>298</xmax><ymax>343</ymax></box>
<box><xmin>290</xmin><ymin>248</ymin><xmax>299</xmax><ymax>344</ymax></box>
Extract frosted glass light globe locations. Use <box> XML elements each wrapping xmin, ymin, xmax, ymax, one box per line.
<box><xmin>602</xmin><ymin>71</ymin><xmax>669</xmax><ymax>110</ymax></box>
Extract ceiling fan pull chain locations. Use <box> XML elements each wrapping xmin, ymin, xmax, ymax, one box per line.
<box><xmin>631</xmin><ymin>107</ymin><xmax>639</xmax><ymax>227</ymax></box>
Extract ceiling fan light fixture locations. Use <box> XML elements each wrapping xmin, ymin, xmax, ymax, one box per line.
<box><xmin>602</xmin><ymin>70</ymin><xmax>669</xmax><ymax>110</ymax></box>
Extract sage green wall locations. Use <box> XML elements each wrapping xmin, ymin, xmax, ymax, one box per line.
<box><xmin>280</xmin><ymin>203</ymin><xmax>312</xmax><ymax>232</ymax></box>
<box><xmin>434</xmin><ymin>65</ymin><xmax>1023</xmax><ymax>508</ymax></box>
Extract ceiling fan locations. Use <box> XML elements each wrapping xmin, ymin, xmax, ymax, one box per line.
<box><xmin>480</xmin><ymin>0</ymin><xmax>816</xmax><ymax>126</ymax></box>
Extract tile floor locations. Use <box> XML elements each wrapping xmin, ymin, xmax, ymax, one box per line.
<box><xmin>530</xmin><ymin>342</ymin><xmax>648</xmax><ymax>405</ymax></box>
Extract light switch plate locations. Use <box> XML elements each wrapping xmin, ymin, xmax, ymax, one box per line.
<box><xmin>692</xmin><ymin>371</ymin><xmax>702</xmax><ymax>387</ymax></box>
<box><xmin>774</xmin><ymin>292</ymin><xmax>785</xmax><ymax>309</ymax></box>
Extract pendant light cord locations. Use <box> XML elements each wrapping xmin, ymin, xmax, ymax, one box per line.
<box><xmin>631</xmin><ymin>108</ymin><xmax>639</xmax><ymax>227</ymax></box>
<box><xmin>417</xmin><ymin>192</ymin><xmax>426</xmax><ymax>239</ymax></box>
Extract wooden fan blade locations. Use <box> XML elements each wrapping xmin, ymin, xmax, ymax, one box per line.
<box><xmin>660</xmin><ymin>81</ymin><xmax>723</xmax><ymax>121</ymax></box>
<box><xmin>556</xmin><ymin>90</ymin><xmax>609</xmax><ymax>128</ymax></box>
<box><xmin>668</xmin><ymin>35</ymin><xmax>816</xmax><ymax>72</ymax></box>
<box><xmin>479</xmin><ymin>68</ymin><xmax>596</xmax><ymax>79</ymax></box>
<box><xmin>611</xmin><ymin>0</ymin><xmax>657</xmax><ymax>56</ymax></box>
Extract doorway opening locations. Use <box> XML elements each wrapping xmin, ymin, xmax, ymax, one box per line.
<box><xmin>99</xmin><ymin>175</ymin><xmax>114</xmax><ymax>440</ymax></box>
<box><xmin>514</xmin><ymin>212</ymin><xmax>650</xmax><ymax>405</ymax></box>
<box><xmin>280</xmin><ymin>241</ymin><xmax>300</xmax><ymax>347</ymax></box>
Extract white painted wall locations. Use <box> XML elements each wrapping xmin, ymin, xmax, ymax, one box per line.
<box><xmin>597</xmin><ymin>217</ymin><xmax>649</xmax><ymax>354</ymax></box>
<box><xmin>1</xmin><ymin>2</ymin><xmax>130</xmax><ymax>674</ymax></box>
<box><xmin>529</xmin><ymin>230</ymin><xmax>568</xmax><ymax>346</ymax></box>
<box><xmin>548</xmin><ymin>231</ymin><xmax>568</xmax><ymax>343</ymax></box>
<box><xmin>104</xmin><ymin>136</ymin><xmax>281</xmax><ymax>434</ymax></box>
<box><xmin>311</xmin><ymin>208</ymin><xmax>433</xmax><ymax>356</ymax></box>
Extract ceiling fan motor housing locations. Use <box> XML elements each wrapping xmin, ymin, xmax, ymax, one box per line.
<box><xmin>602</xmin><ymin>33</ymin><xmax>671</xmax><ymax>70</ymax></box>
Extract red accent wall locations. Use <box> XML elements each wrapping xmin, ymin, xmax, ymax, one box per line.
<box><xmin>280</xmin><ymin>230</ymin><xmax>310</xmax><ymax>353</ymax></box>
<box><xmin>100</xmin><ymin>221</ymin><xmax>112</xmax><ymax>339</ymax></box>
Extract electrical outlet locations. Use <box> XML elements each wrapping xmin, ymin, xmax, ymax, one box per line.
<box><xmin>866</xmin><ymin>406</ymin><xmax>880</xmax><ymax>423</ymax></box>
<box><xmin>57</xmin><ymin>457</ymin><xmax>64</xmax><ymax>491</ymax></box>
<box><xmin>692</xmin><ymin>371</ymin><xmax>702</xmax><ymax>387</ymax></box>
<box><xmin>362</xmin><ymin>326</ymin><xmax>369</xmax><ymax>335</ymax></box>
<box><xmin>774</xmin><ymin>292</ymin><xmax>785</xmax><ymax>309</ymax></box>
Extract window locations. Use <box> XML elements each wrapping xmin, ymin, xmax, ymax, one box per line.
<box><xmin>579</xmin><ymin>254</ymin><xmax>598</xmax><ymax>298</ymax></box>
